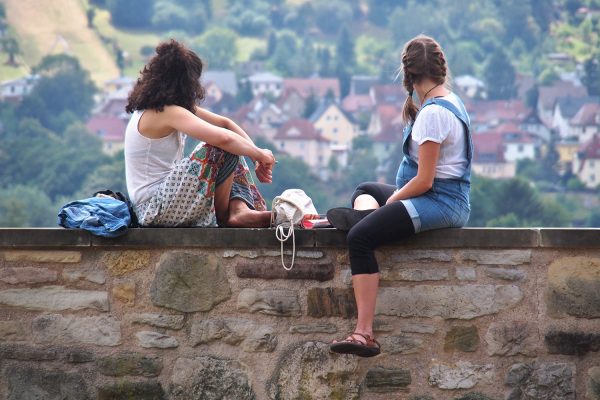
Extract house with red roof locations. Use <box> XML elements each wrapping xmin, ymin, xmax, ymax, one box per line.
<box><xmin>537</xmin><ymin>80</ymin><xmax>587</xmax><ymax>127</ymax></box>
<box><xmin>276</xmin><ymin>87</ymin><xmax>306</xmax><ymax>120</ymax></box>
<box><xmin>468</xmin><ymin>100</ymin><xmax>530</xmax><ymax>133</ymax></box>
<box><xmin>471</xmin><ymin>132</ymin><xmax>516</xmax><ymax>179</ymax></box>
<box><xmin>493</xmin><ymin>123</ymin><xmax>540</xmax><ymax>162</ymax></box>
<box><xmin>569</xmin><ymin>102</ymin><xmax>600</xmax><ymax>144</ymax></box>
<box><xmin>553</xmin><ymin>96</ymin><xmax>600</xmax><ymax>139</ymax></box>
<box><xmin>369</xmin><ymin>84</ymin><xmax>407</xmax><ymax>107</ymax></box>
<box><xmin>366</xmin><ymin>104</ymin><xmax>404</xmax><ymax>162</ymax></box>
<box><xmin>283</xmin><ymin>78</ymin><xmax>341</xmax><ymax>102</ymax></box>
<box><xmin>85</xmin><ymin>114</ymin><xmax>127</xmax><ymax>156</ymax></box>
<box><xmin>309</xmin><ymin>101</ymin><xmax>358</xmax><ymax>150</ymax></box>
<box><xmin>573</xmin><ymin>135</ymin><xmax>600</xmax><ymax>188</ymax></box>
<box><xmin>273</xmin><ymin>118</ymin><xmax>331</xmax><ymax>174</ymax></box>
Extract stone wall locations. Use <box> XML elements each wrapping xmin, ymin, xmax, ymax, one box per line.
<box><xmin>0</xmin><ymin>227</ymin><xmax>599</xmax><ymax>400</ymax></box>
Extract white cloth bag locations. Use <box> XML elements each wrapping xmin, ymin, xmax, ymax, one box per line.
<box><xmin>271</xmin><ymin>189</ymin><xmax>318</xmax><ymax>271</ymax></box>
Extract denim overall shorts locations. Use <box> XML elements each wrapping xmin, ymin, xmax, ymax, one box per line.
<box><xmin>395</xmin><ymin>95</ymin><xmax>473</xmax><ymax>233</ymax></box>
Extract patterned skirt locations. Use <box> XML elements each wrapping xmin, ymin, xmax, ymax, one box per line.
<box><xmin>135</xmin><ymin>143</ymin><xmax>266</xmax><ymax>227</ymax></box>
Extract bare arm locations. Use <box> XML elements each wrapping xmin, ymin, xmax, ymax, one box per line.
<box><xmin>385</xmin><ymin>141</ymin><xmax>440</xmax><ymax>204</ymax></box>
<box><xmin>164</xmin><ymin>105</ymin><xmax>274</xmax><ymax>166</ymax></box>
<box><xmin>195</xmin><ymin>106</ymin><xmax>253</xmax><ymax>143</ymax></box>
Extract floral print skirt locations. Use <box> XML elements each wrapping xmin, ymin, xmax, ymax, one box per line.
<box><xmin>135</xmin><ymin>143</ymin><xmax>266</xmax><ymax>227</ymax></box>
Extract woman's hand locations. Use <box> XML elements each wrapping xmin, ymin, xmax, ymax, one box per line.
<box><xmin>254</xmin><ymin>148</ymin><xmax>275</xmax><ymax>183</ymax></box>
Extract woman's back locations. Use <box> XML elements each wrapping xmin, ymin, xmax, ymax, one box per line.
<box><xmin>124</xmin><ymin>110</ymin><xmax>184</xmax><ymax>205</ymax></box>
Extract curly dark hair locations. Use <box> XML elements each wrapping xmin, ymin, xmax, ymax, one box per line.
<box><xmin>125</xmin><ymin>39</ymin><xmax>205</xmax><ymax>114</ymax></box>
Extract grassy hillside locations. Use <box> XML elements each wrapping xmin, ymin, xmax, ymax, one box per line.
<box><xmin>2</xmin><ymin>0</ymin><xmax>119</xmax><ymax>84</ymax></box>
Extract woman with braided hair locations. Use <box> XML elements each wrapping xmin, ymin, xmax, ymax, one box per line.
<box><xmin>328</xmin><ymin>35</ymin><xmax>473</xmax><ymax>357</ymax></box>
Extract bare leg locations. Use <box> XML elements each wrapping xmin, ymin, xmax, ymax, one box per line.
<box><xmin>352</xmin><ymin>273</ymin><xmax>379</xmax><ymax>339</ymax></box>
<box><xmin>353</xmin><ymin>194</ymin><xmax>380</xmax><ymax>210</ymax></box>
<box><xmin>214</xmin><ymin>173</ymin><xmax>234</xmax><ymax>226</ymax></box>
<box><xmin>227</xmin><ymin>199</ymin><xmax>271</xmax><ymax>227</ymax></box>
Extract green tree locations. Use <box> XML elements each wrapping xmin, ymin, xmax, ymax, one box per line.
<box><xmin>1</xmin><ymin>36</ymin><xmax>20</xmax><ymax>66</ymax></box>
<box><xmin>335</xmin><ymin>25</ymin><xmax>356</xmax><ymax>68</ymax></box>
<box><xmin>108</xmin><ymin>0</ymin><xmax>154</xmax><ymax>29</ymax></box>
<box><xmin>0</xmin><ymin>185</ymin><xmax>57</xmax><ymax>227</ymax></box>
<box><xmin>313</xmin><ymin>1</ymin><xmax>353</xmax><ymax>36</ymax></box>
<box><xmin>366</xmin><ymin>0</ymin><xmax>406</xmax><ymax>25</ymax></box>
<box><xmin>483</xmin><ymin>46</ymin><xmax>517</xmax><ymax>100</ymax></box>
<box><xmin>193</xmin><ymin>27</ymin><xmax>238</xmax><ymax>69</ymax></box>
<box><xmin>582</xmin><ymin>54</ymin><xmax>600</xmax><ymax>96</ymax></box>
<box><xmin>269</xmin><ymin>30</ymin><xmax>299</xmax><ymax>76</ymax></box>
<box><xmin>18</xmin><ymin>57</ymin><xmax>97</xmax><ymax>132</ymax></box>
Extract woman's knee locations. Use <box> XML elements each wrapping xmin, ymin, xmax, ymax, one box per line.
<box><xmin>346</xmin><ymin>226</ymin><xmax>373</xmax><ymax>253</ymax></box>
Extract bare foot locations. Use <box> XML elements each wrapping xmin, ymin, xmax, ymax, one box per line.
<box><xmin>226</xmin><ymin>200</ymin><xmax>271</xmax><ymax>228</ymax></box>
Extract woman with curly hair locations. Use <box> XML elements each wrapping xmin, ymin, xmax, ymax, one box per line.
<box><xmin>327</xmin><ymin>35</ymin><xmax>473</xmax><ymax>357</ymax></box>
<box><xmin>124</xmin><ymin>39</ymin><xmax>275</xmax><ymax>227</ymax></box>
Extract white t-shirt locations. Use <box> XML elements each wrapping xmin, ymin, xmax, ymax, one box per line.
<box><xmin>408</xmin><ymin>93</ymin><xmax>468</xmax><ymax>179</ymax></box>
<box><xmin>124</xmin><ymin>110</ymin><xmax>185</xmax><ymax>205</ymax></box>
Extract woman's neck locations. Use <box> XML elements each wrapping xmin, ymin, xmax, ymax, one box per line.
<box><xmin>415</xmin><ymin>80</ymin><xmax>448</xmax><ymax>106</ymax></box>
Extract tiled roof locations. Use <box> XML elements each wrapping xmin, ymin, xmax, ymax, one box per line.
<box><xmin>273</xmin><ymin>118</ymin><xmax>328</xmax><ymax>141</ymax></box>
<box><xmin>283</xmin><ymin>78</ymin><xmax>341</xmax><ymax>99</ymax></box>
<box><xmin>341</xmin><ymin>94</ymin><xmax>373</xmax><ymax>113</ymax></box>
<box><xmin>86</xmin><ymin>114</ymin><xmax>127</xmax><ymax>142</ymax></box>
<box><xmin>538</xmin><ymin>81</ymin><xmax>587</xmax><ymax>109</ymax></box>
<box><xmin>472</xmin><ymin>132</ymin><xmax>505</xmax><ymax>162</ymax></box>
<box><xmin>370</xmin><ymin>84</ymin><xmax>407</xmax><ymax>106</ymax></box>
<box><xmin>578</xmin><ymin>135</ymin><xmax>600</xmax><ymax>160</ymax></box>
<box><xmin>468</xmin><ymin>100</ymin><xmax>530</xmax><ymax>123</ymax></box>
<box><xmin>571</xmin><ymin>103</ymin><xmax>600</xmax><ymax>126</ymax></box>
<box><xmin>556</xmin><ymin>96</ymin><xmax>600</xmax><ymax>119</ymax></box>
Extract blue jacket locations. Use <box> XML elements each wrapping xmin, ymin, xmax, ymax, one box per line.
<box><xmin>58</xmin><ymin>197</ymin><xmax>131</xmax><ymax>237</ymax></box>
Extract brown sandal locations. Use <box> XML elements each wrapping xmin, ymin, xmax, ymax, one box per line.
<box><xmin>329</xmin><ymin>332</ymin><xmax>381</xmax><ymax>357</ymax></box>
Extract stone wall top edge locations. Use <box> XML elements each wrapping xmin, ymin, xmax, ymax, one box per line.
<box><xmin>1</xmin><ymin>227</ymin><xmax>599</xmax><ymax>249</ymax></box>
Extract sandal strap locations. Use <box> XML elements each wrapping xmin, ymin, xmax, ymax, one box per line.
<box><xmin>351</xmin><ymin>332</ymin><xmax>380</xmax><ymax>348</ymax></box>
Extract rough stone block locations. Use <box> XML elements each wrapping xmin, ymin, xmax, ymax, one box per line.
<box><xmin>0</xmin><ymin>286</ymin><xmax>108</xmax><ymax>311</ymax></box>
<box><xmin>0</xmin><ymin>343</ymin><xmax>58</xmax><ymax>361</ymax></box>
<box><xmin>3</xmin><ymin>250</ymin><xmax>81</xmax><ymax>263</ymax></box>
<box><xmin>0</xmin><ymin>267</ymin><xmax>57</xmax><ymax>284</ymax></box>
<box><xmin>546</xmin><ymin>257</ymin><xmax>600</xmax><ymax>318</ymax></box>
<box><xmin>505</xmin><ymin>362</ymin><xmax>576</xmax><ymax>400</ymax></box>
<box><xmin>64</xmin><ymin>349</ymin><xmax>95</xmax><ymax>363</ymax></box>
<box><xmin>429</xmin><ymin>361</ymin><xmax>494</xmax><ymax>389</ymax></box>
<box><xmin>381</xmin><ymin>268</ymin><xmax>449</xmax><ymax>282</ymax></box>
<box><xmin>150</xmin><ymin>252</ymin><xmax>231</xmax><ymax>313</ymax></box>
<box><xmin>462</xmin><ymin>250</ymin><xmax>531</xmax><ymax>265</ymax></box>
<box><xmin>588</xmin><ymin>367</ymin><xmax>600</xmax><ymax>400</ymax></box>
<box><xmin>3</xmin><ymin>365</ymin><xmax>91</xmax><ymax>399</ymax></box>
<box><xmin>237</xmin><ymin>288</ymin><xmax>301</xmax><ymax>316</ymax></box>
<box><xmin>0</xmin><ymin>321</ymin><xmax>25</xmax><ymax>341</ymax></box>
<box><xmin>376</xmin><ymin>285</ymin><xmax>522</xmax><ymax>319</ymax></box>
<box><xmin>235</xmin><ymin>262</ymin><xmax>334</xmax><ymax>281</ymax></box>
<box><xmin>289</xmin><ymin>323</ymin><xmax>338</xmax><ymax>334</ymax></box>
<box><xmin>483</xmin><ymin>267</ymin><xmax>526</xmax><ymax>281</ymax></box>
<box><xmin>399</xmin><ymin>323</ymin><xmax>437</xmax><ymax>334</ymax></box>
<box><xmin>307</xmin><ymin>287</ymin><xmax>357</xmax><ymax>318</ymax></box>
<box><xmin>32</xmin><ymin>314</ymin><xmax>121</xmax><ymax>346</ymax></box>
<box><xmin>364</xmin><ymin>367</ymin><xmax>411</xmax><ymax>392</ymax></box>
<box><xmin>104</xmin><ymin>250</ymin><xmax>151</xmax><ymax>276</ymax></box>
<box><xmin>444</xmin><ymin>325</ymin><xmax>479</xmax><ymax>352</ymax></box>
<box><xmin>379</xmin><ymin>335</ymin><xmax>423</xmax><ymax>354</ymax></box>
<box><xmin>170</xmin><ymin>356</ymin><xmax>255</xmax><ymax>400</ymax></box>
<box><xmin>545</xmin><ymin>330</ymin><xmax>600</xmax><ymax>356</ymax></box>
<box><xmin>97</xmin><ymin>352</ymin><xmax>163</xmax><ymax>377</ymax></box>
<box><xmin>223</xmin><ymin>249</ymin><xmax>324</xmax><ymax>259</ymax></box>
<box><xmin>456</xmin><ymin>267</ymin><xmax>477</xmax><ymax>281</ymax></box>
<box><xmin>267</xmin><ymin>342</ymin><xmax>359</xmax><ymax>399</ymax></box>
<box><xmin>97</xmin><ymin>381</ymin><xmax>165</xmax><ymax>400</ymax></box>
<box><xmin>190</xmin><ymin>318</ymin><xmax>277</xmax><ymax>352</ymax></box>
<box><xmin>485</xmin><ymin>321</ymin><xmax>538</xmax><ymax>356</ymax></box>
<box><xmin>242</xmin><ymin>326</ymin><xmax>278</xmax><ymax>352</ymax></box>
<box><xmin>112</xmin><ymin>279</ymin><xmax>136</xmax><ymax>305</ymax></box>
<box><xmin>390</xmin><ymin>250</ymin><xmax>453</xmax><ymax>263</ymax></box>
<box><xmin>135</xmin><ymin>331</ymin><xmax>179</xmax><ymax>349</ymax></box>
<box><xmin>62</xmin><ymin>267</ymin><xmax>106</xmax><ymax>284</ymax></box>
<box><xmin>128</xmin><ymin>313</ymin><xmax>185</xmax><ymax>330</ymax></box>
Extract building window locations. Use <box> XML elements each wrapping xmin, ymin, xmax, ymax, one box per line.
<box><xmin>590</xmin><ymin>160</ymin><xmax>595</xmax><ymax>167</ymax></box>
<box><xmin>333</xmin><ymin>128</ymin><xmax>338</xmax><ymax>134</ymax></box>
<box><xmin>518</xmin><ymin>145</ymin><xmax>524</xmax><ymax>152</ymax></box>
<box><xmin>280</xmin><ymin>142</ymin><xmax>285</xmax><ymax>149</ymax></box>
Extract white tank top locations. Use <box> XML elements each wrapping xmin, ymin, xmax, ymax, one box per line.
<box><xmin>124</xmin><ymin>110</ymin><xmax>185</xmax><ymax>205</ymax></box>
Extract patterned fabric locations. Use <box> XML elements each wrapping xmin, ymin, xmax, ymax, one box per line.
<box><xmin>135</xmin><ymin>143</ymin><xmax>266</xmax><ymax>227</ymax></box>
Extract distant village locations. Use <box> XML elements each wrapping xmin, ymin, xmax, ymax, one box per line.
<box><xmin>2</xmin><ymin>66</ymin><xmax>599</xmax><ymax>187</ymax></box>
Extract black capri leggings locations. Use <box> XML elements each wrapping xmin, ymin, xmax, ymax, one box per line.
<box><xmin>348</xmin><ymin>182</ymin><xmax>415</xmax><ymax>275</ymax></box>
